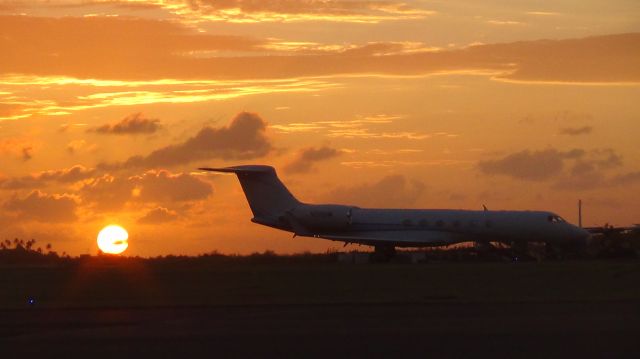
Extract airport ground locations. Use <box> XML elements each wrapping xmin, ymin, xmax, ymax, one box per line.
<box><xmin>2</xmin><ymin>257</ymin><xmax>640</xmax><ymax>358</ymax></box>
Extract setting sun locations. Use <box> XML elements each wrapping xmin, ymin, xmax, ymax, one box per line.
<box><xmin>97</xmin><ymin>225</ymin><xmax>129</xmax><ymax>255</ymax></box>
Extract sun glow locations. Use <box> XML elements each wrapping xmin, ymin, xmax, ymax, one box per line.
<box><xmin>97</xmin><ymin>225</ymin><xmax>129</xmax><ymax>255</ymax></box>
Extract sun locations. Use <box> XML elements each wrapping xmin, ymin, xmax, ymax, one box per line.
<box><xmin>97</xmin><ymin>225</ymin><xmax>129</xmax><ymax>255</ymax></box>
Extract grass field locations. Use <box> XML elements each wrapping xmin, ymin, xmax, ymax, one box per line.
<box><xmin>3</xmin><ymin>258</ymin><xmax>640</xmax><ymax>308</ymax></box>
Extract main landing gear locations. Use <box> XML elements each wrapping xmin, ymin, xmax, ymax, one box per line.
<box><xmin>372</xmin><ymin>245</ymin><xmax>396</xmax><ymax>262</ymax></box>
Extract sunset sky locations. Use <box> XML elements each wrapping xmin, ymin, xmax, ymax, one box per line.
<box><xmin>1</xmin><ymin>0</ymin><xmax>639</xmax><ymax>256</ymax></box>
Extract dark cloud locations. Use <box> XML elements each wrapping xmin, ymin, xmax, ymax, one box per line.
<box><xmin>478</xmin><ymin>149</ymin><xmax>584</xmax><ymax>181</ymax></box>
<box><xmin>102</xmin><ymin>112</ymin><xmax>272</xmax><ymax>170</ymax></box>
<box><xmin>0</xmin><ymin>165</ymin><xmax>96</xmax><ymax>189</ymax></box>
<box><xmin>91</xmin><ymin>113</ymin><xmax>162</xmax><ymax>135</ymax></box>
<box><xmin>324</xmin><ymin>175</ymin><xmax>425</xmax><ymax>207</ymax></box>
<box><xmin>284</xmin><ymin>146</ymin><xmax>343</xmax><ymax>174</ymax></box>
<box><xmin>81</xmin><ymin>170</ymin><xmax>212</xmax><ymax>211</ymax></box>
<box><xmin>3</xmin><ymin>190</ymin><xmax>78</xmax><ymax>222</ymax></box>
<box><xmin>610</xmin><ymin>171</ymin><xmax>640</xmax><ymax>186</ymax></box>
<box><xmin>21</xmin><ymin>146</ymin><xmax>33</xmax><ymax>161</ymax></box>
<box><xmin>138</xmin><ymin>207</ymin><xmax>179</xmax><ymax>224</ymax></box>
<box><xmin>559</xmin><ymin>126</ymin><xmax>593</xmax><ymax>136</ymax></box>
<box><xmin>480</xmin><ymin>147</ymin><xmax>629</xmax><ymax>190</ymax></box>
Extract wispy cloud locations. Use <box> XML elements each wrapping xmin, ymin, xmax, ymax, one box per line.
<box><xmin>526</xmin><ymin>11</ymin><xmax>560</xmax><ymax>16</ymax></box>
<box><xmin>559</xmin><ymin>126</ymin><xmax>593</xmax><ymax>136</ymax></box>
<box><xmin>486</xmin><ymin>20</ymin><xmax>525</xmax><ymax>26</ymax></box>
<box><xmin>0</xmin><ymin>75</ymin><xmax>336</xmax><ymax>121</ymax></box>
<box><xmin>114</xmin><ymin>0</ymin><xmax>436</xmax><ymax>24</ymax></box>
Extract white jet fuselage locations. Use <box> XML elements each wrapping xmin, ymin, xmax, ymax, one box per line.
<box><xmin>201</xmin><ymin>165</ymin><xmax>590</xmax><ymax>249</ymax></box>
<box><xmin>282</xmin><ymin>204</ymin><xmax>589</xmax><ymax>247</ymax></box>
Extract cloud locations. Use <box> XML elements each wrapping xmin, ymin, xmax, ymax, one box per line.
<box><xmin>284</xmin><ymin>146</ymin><xmax>343</xmax><ymax>174</ymax></box>
<box><xmin>559</xmin><ymin>126</ymin><xmax>593</xmax><ymax>136</ymax></box>
<box><xmin>0</xmin><ymin>16</ymin><xmax>637</xmax><ymax>84</ymax></box>
<box><xmin>104</xmin><ymin>112</ymin><xmax>272</xmax><ymax>169</ymax></box>
<box><xmin>478</xmin><ymin>149</ymin><xmax>583</xmax><ymax>181</ymax></box>
<box><xmin>92</xmin><ymin>113</ymin><xmax>161</xmax><ymax>135</ymax></box>
<box><xmin>131</xmin><ymin>170</ymin><xmax>213</xmax><ymax>202</ymax></box>
<box><xmin>138</xmin><ymin>207</ymin><xmax>179</xmax><ymax>224</ymax></box>
<box><xmin>479</xmin><ymin>147</ymin><xmax>631</xmax><ymax>190</ymax></box>
<box><xmin>324</xmin><ymin>175</ymin><xmax>425</xmax><ymax>207</ymax></box>
<box><xmin>139</xmin><ymin>0</ymin><xmax>435</xmax><ymax>23</ymax></box>
<box><xmin>3</xmin><ymin>190</ymin><xmax>78</xmax><ymax>222</ymax></box>
<box><xmin>610</xmin><ymin>171</ymin><xmax>640</xmax><ymax>186</ymax></box>
<box><xmin>66</xmin><ymin>139</ymin><xmax>96</xmax><ymax>154</ymax></box>
<box><xmin>553</xmin><ymin>149</ymin><xmax>626</xmax><ymax>190</ymax></box>
<box><xmin>81</xmin><ymin>170</ymin><xmax>212</xmax><ymax>211</ymax></box>
<box><xmin>21</xmin><ymin>146</ymin><xmax>33</xmax><ymax>161</ymax></box>
<box><xmin>0</xmin><ymin>165</ymin><xmax>97</xmax><ymax>189</ymax></box>
<box><xmin>79</xmin><ymin>174</ymin><xmax>133</xmax><ymax>211</ymax></box>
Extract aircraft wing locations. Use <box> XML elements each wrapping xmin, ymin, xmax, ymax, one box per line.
<box><xmin>586</xmin><ymin>225</ymin><xmax>640</xmax><ymax>234</ymax></box>
<box><xmin>312</xmin><ymin>233</ymin><xmax>454</xmax><ymax>247</ymax></box>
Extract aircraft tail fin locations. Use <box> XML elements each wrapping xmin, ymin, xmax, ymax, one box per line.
<box><xmin>198</xmin><ymin>165</ymin><xmax>300</xmax><ymax>222</ymax></box>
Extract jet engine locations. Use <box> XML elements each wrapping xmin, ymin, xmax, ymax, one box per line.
<box><xmin>290</xmin><ymin>204</ymin><xmax>354</xmax><ymax>231</ymax></box>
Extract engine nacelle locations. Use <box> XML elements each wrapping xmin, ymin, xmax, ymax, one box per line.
<box><xmin>290</xmin><ymin>204</ymin><xmax>354</xmax><ymax>231</ymax></box>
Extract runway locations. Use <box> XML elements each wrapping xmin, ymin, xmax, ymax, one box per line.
<box><xmin>3</xmin><ymin>300</ymin><xmax>639</xmax><ymax>358</ymax></box>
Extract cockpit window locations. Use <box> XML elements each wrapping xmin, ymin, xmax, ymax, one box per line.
<box><xmin>547</xmin><ymin>215</ymin><xmax>565</xmax><ymax>223</ymax></box>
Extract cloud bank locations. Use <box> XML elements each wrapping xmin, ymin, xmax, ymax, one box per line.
<box><xmin>103</xmin><ymin>112</ymin><xmax>272</xmax><ymax>169</ymax></box>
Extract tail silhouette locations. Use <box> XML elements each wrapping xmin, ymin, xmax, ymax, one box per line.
<box><xmin>198</xmin><ymin>165</ymin><xmax>300</xmax><ymax>223</ymax></box>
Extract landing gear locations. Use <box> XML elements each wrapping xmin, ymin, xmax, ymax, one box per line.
<box><xmin>510</xmin><ymin>241</ymin><xmax>534</xmax><ymax>261</ymax></box>
<box><xmin>372</xmin><ymin>245</ymin><xmax>396</xmax><ymax>262</ymax></box>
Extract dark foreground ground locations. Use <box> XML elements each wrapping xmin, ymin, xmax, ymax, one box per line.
<box><xmin>2</xmin><ymin>259</ymin><xmax>640</xmax><ymax>358</ymax></box>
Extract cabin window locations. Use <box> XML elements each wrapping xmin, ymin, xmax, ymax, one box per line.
<box><xmin>419</xmin><ymin>219</ymin><xmax>429</xmax><ymax>227</ymax></box>
<box><xmin>436</xmin><ymin>220</ymin><xmax>445</xmax><ymax>227</ymax></box>
<box><xmin>402</xmin><ymin>219</ymin><xmax>414</xmax><ymax>227</ymax></box>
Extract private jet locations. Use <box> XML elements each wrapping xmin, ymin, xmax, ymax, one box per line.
<box><xmin>200</xmin><ymin>165</ymin><xmax>590</xmax><ymax>260</ymax></box>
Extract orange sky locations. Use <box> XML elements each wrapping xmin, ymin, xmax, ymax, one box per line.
<box><xmin>1</xmin><ymin>0</ymin><xmax>639</xmax><ymax>256</ymax></box>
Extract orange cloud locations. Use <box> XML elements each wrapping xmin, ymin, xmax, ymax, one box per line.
<box><xmin>137</xmin><ymin>206</ymin><xmax>179</xmax><ymax>224</ymax></box>
<box><xmin>81</xmin><ymin>170</ymin><xmax>212</xmax><ymax>211</ymax></box>
<box><xmin>3</xmin><ymin>190</ymin><xmax>78</xmax><ymax>222</ymax></box>
<box><xmin>0</xmin><ymin>165</ymin><xmax>97</xmax><ymax>189</ymax></box>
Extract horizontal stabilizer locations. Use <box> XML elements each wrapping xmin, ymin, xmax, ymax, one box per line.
<box><xmin>198</xmin><ymin>165</ymin><xmax>274</xmax><ymax>173</ymax></box>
